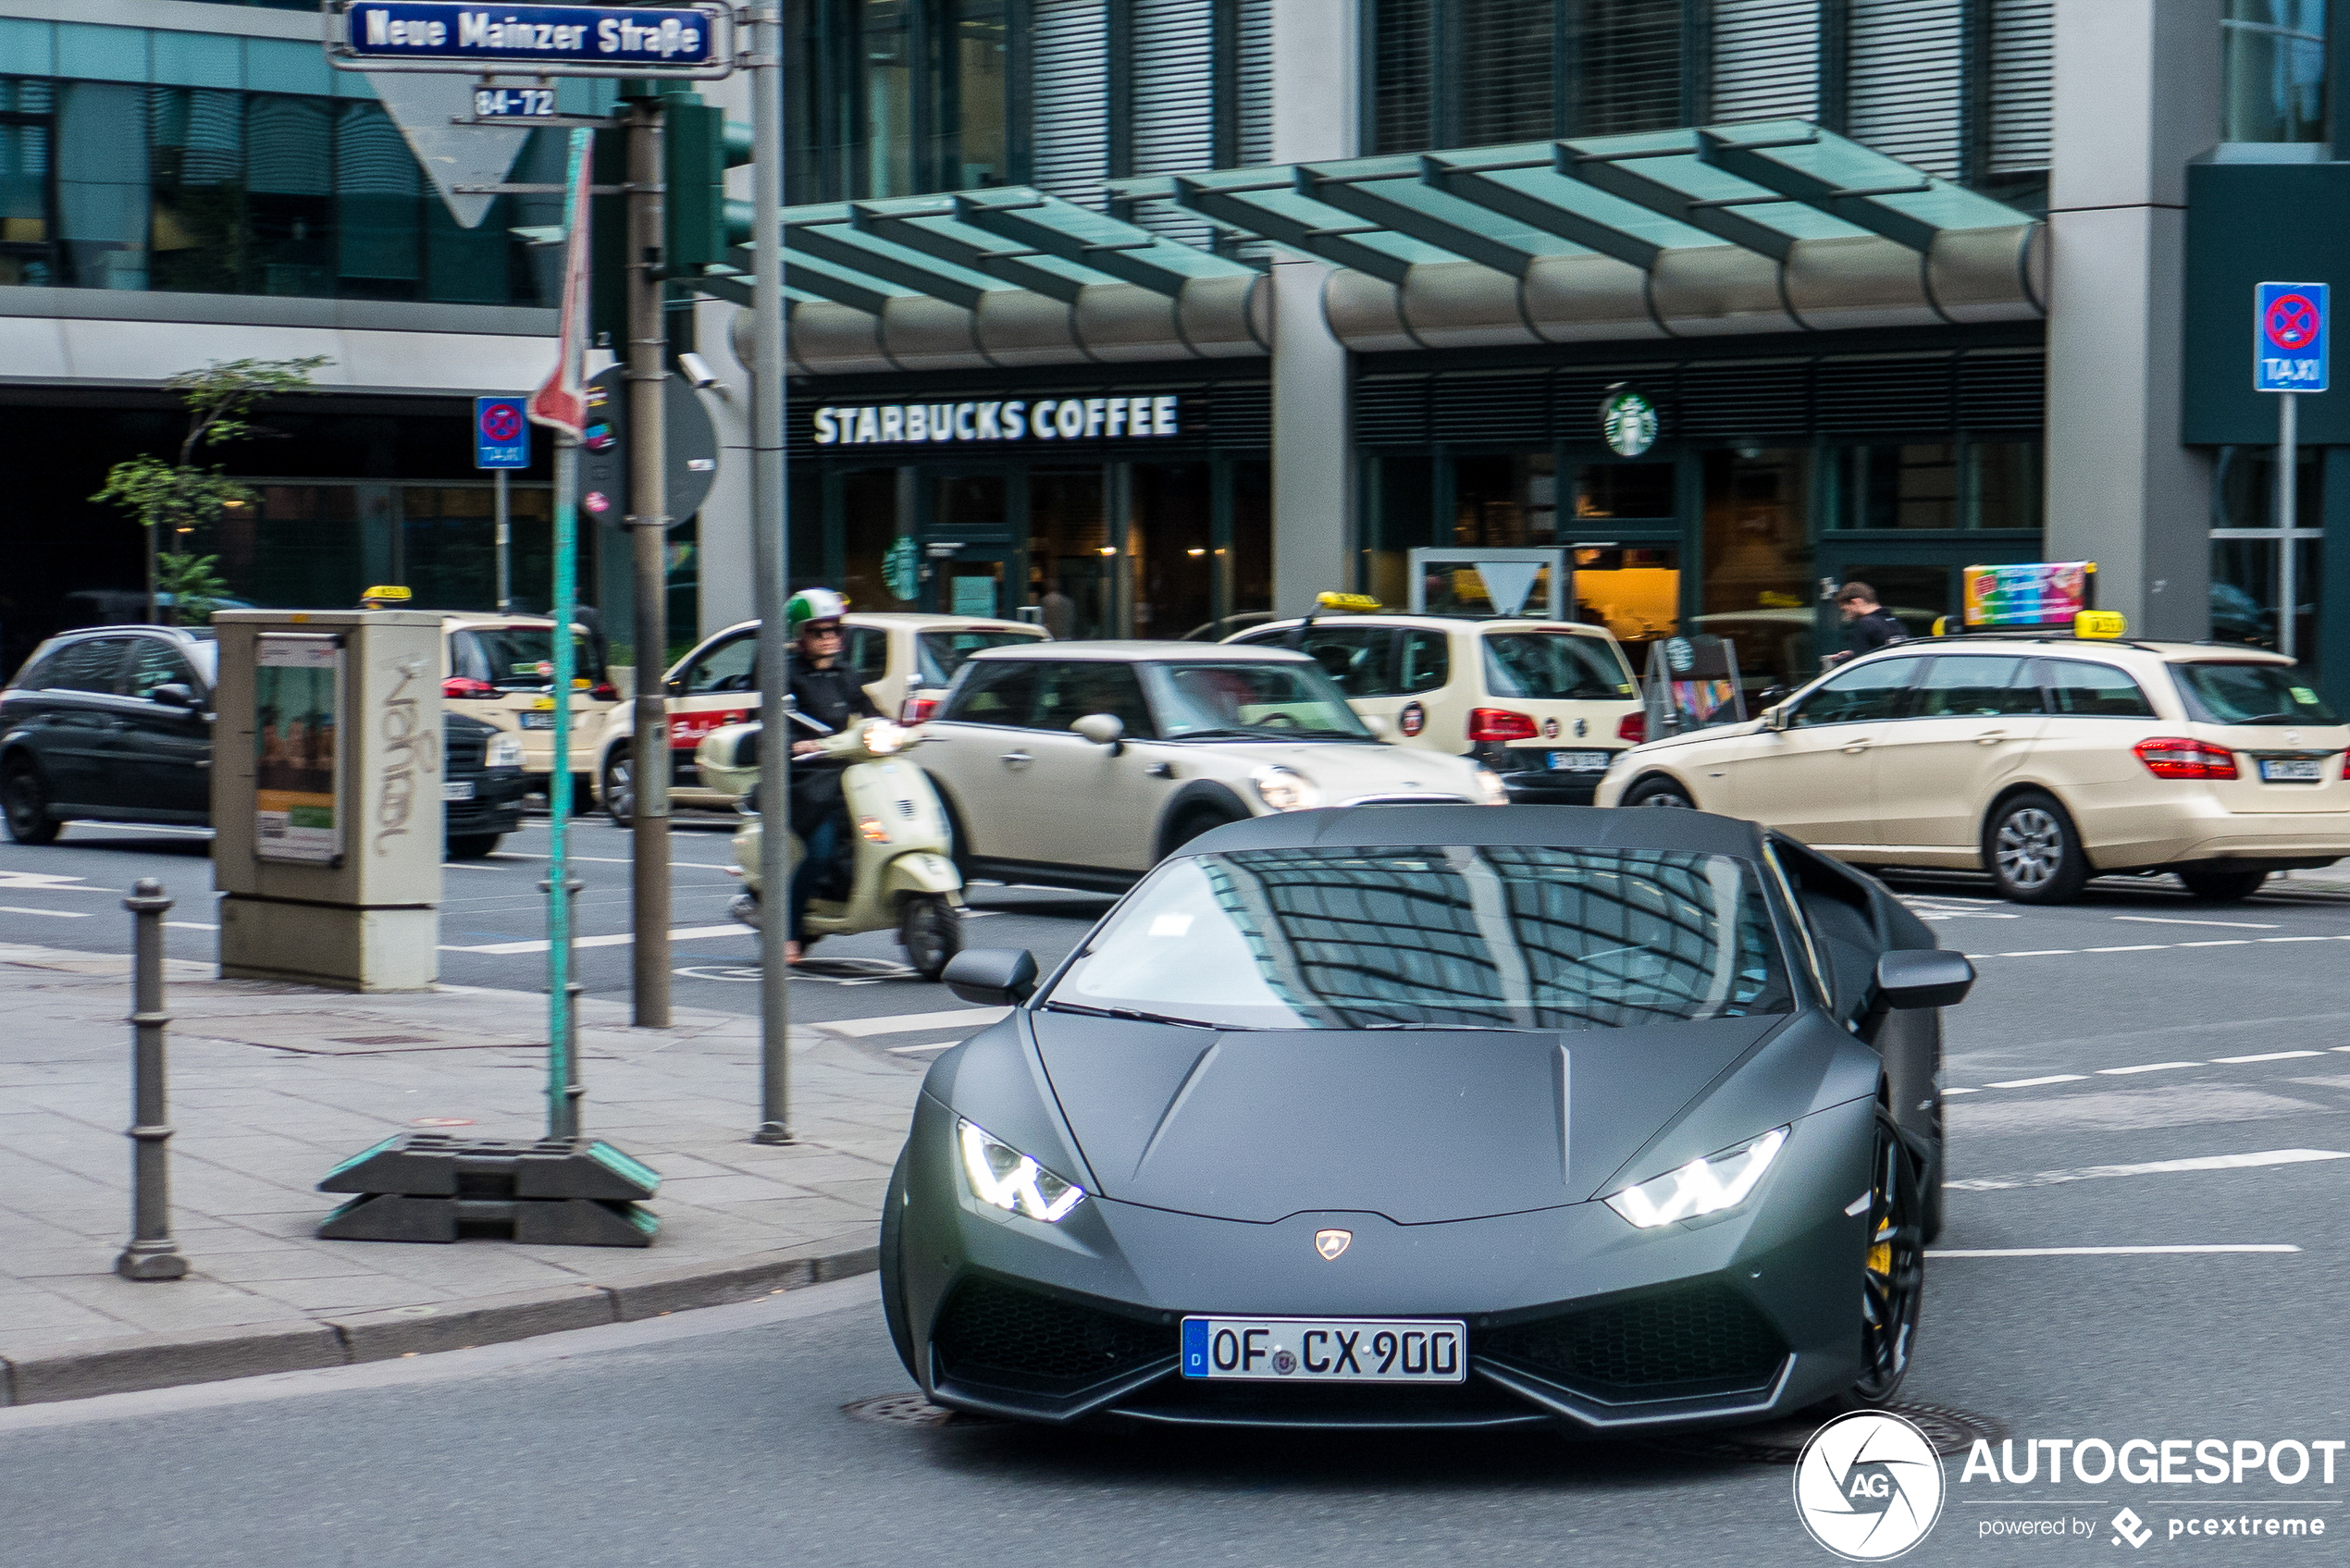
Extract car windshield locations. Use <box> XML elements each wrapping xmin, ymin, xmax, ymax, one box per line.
<box><xmin>917</xmin><ymin>628</ymin><xmax>1040</xmax><ymax>687</ymax></box>
<box><xmin>1142</xmin><ymin>661</ymin><xmax>1372</xmax><ymax>740</ymax></box>
<box><xmin>451</xmin><ymin>626</ymin><xmax>607</xmax><ymax>691</ymax></box>
<box><xmin>1482</xmin><ymin>632</ymin><xmax>1636</xmax><ymax>701</ymax></box>
<box><xmin>2171</xmin><ymin>661</ymin><xmax>2343</xmax><ymax>726</ymax></box>
<box><xmin>1045</xmin><ymin>846</ymin><xmax>1793</xmax><ymax>1032</ymax></box>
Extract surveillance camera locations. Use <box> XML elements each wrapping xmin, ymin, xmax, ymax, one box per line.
<box><xmin>677</xmin><ymin>352</ymin><xmax>724</xmax><ymax>391</ymax></box>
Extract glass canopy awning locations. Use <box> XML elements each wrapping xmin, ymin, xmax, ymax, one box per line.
<box><xmin>736</xmin><ymin>120</ymin><xmax>2043</xmax><ymax>374</ymax></box>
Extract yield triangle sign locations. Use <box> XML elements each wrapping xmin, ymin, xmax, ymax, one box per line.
<box><xmin>366</xmin><ymin>73</ymin><xmax>536</xmax><ymax>229</ymax></box>
<box><xmin>1476</xmin><ymin>561</ymin><xmax>1543</xmax><ymax>617</ymax></box>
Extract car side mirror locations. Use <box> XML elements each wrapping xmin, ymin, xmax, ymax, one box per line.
<box><xmin>1072</xmin><ymin>712</ymin><xmax>1125</xmax><ymax>755</ymax></box>
<box><xmin>1762</xmin><ymin>703</ymin><xmax>1791</xmax><ymax>733</ymax></box>
<box><xmin>943</xmin><ymin>947</ymin><xmax>1039</xmax><ymax>1006</ymax></box>
<box><xmin>148</xmin><ymin>683</ymin><xmax>195</xmax><ymax>708</ymax></box>
<box><xmin>1361</xmin><ymin>713</ymin><xmax>1396</xmax><ymax>739</ymax></box>
<box><xmin>664</xmin><ymin>676</ymin><xmax>686</xmax><ymax>696</ymax></box>
<box><xmin>1756</xmin><ymin>684</ymin><xmax>1789</xmax><ymax>708</ymax></box>
<box><xmin>1874</xmin><ymin>949</ymin><xmax>1975</xmax><ymax>1010</ymax></box>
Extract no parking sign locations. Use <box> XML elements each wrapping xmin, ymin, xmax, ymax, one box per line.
<box><xmin>2255</xmin><ymin>282</ymin><xmax>2329</xmax><ymax>392</ymax></box>
<box><xmin>475</xmin><ymin>395</ymin><xmax>531</xmax><ymax>468</ymax></box>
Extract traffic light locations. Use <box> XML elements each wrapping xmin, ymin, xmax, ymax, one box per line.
<box><xmin>662</xmin><ymin>93</ymin><xmax>725</xmax><ymax>276</ymax></box>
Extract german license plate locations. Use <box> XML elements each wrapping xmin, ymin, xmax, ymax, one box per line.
<box><xmin>519</xmin><ymin>712</ymin><xmax>556</xmax><ymax>729</ymax></box>
<box><xmin>442</xmin><ymin>780</ymin><xmax>476</xmax><ymax>801</ymax></box>
<box><xmin>1549</xmin><ymin>749</ymin><xmax>1610</xmax><ymax>772</ymax></box>
<box><xmin>1180</xmin><ymin>1316</ymin><xmax>1466</xmax><ymax>1383</ymax></box>
<box><xmin>2259</xmin><ymin>757</ymin><xmax>2326</xmax><ymax>782</ymax></box>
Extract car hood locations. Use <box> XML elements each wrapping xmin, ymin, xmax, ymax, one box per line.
<box><xmin>1157</xmin><ymin>739</ymin><xmax>1484</xmax><ymax>802</ymax></box>
<box><xmin>1033</xmin><ymin>1010</ymin><xmax>1785</xmax><ymax>1224</ymax></box>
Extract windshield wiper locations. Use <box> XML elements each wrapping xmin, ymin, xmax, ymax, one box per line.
<box><xmin>1043</xmin><ymin>1001</ymin><xmax>1227</xmax><ymax>1031</ymax></box>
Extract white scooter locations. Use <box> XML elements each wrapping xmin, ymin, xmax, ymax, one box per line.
<box><xmin>696</xmin><ymin>713</ymin><xmax>965</xmax><ymax>980</ymax></box>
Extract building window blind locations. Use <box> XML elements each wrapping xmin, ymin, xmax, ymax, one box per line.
<box><xmin>1130</xmin><ymin>0</ymin><xmax>1218</xmax><ymax>244</ymax></box>
<box><xmin>1458</xmin><ymin>0</ymin><xmax>1557</xmax><ymax>145</ymax></box>
<box><xmin>1710</xmin><ymin>0</ymin><xmax>1819</xmax><ymax>124</ymax></box>
<box><xmin>1033</xmin><ymin>0</ymin><xmax>1110</xmax><ymax>204</ymax></box>
<box><xmin>1985</xmin><ymin>0</ymin><xmax>2053</xmax><ymax>175</ymax></box>
<box><xmin>1846</xmin><ymin>0</ymin><xmax>1963</xmax><ymax>179</ymax></box>
<box><xmin>1233</xmin><ymin>0</ymin><xmax>1274</xmax><ymax>165</ymax></box>
<box><xmin>1568</xmin><ymin>0</ymin><xmax>1688</xmax><ymax>138</ymax></box>
<box><xmin>1371</xmin><ymin>0</ymin><xmax>1437</xmax><ymax>154</ymax></box>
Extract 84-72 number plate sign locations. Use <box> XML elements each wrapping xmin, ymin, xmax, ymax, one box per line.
<box><xmin>1181</xmin><ymin>1316</ymin><xmax>1466</xmax><ymax>1383</ymax></box>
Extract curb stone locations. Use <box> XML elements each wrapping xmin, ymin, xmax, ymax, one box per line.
<box><xmin>0</xmin><ymin>1238</ymin><xmax>877</xmax><ymax>1408</ymax></box>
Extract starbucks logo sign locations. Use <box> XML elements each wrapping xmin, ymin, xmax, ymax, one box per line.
<box><xmin>1599</xmin><ymin>387</ymin><xmax>1659</xmax><ymax>457</ymax></box>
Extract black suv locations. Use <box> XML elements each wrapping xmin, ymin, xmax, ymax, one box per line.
<box><xmin>1</xmin><ymin>625</ymin><xmax>526</xmax><ymax>858</ymax></box>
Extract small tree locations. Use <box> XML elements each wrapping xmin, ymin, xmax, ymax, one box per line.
<box><xmin>93</xmin><ymin>355</ymin><xmax>330</xmax><ymax>624</ymax></box>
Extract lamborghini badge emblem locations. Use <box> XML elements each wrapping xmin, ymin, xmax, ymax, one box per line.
<box><xmin>1315</xmin><ymin>1228</ymin><xmax>1352</xmax><ymax>1261</ymax></box>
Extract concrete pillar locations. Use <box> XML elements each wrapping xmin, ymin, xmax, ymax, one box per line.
<box><xmin>1268</xmin><ymin>0</ymin><xmax>1357</xmax><ymax>616</ymax></box>
<box><xmin>2043</xmin><ymin>0</ymin><xmax>2221</xmax><ymax>639</ymax></box>
<box><xmin>699</xmin><ymin>293</ymin><xmax>757</xmax><ymax>636</ymax></box>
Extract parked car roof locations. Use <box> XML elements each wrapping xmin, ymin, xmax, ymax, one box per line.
<box><xmin>965</xmin><ymin>639</ymin><xmax>1313</xmax><ymax>663</ymax></box>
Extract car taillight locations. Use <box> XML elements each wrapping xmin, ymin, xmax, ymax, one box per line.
<box><xmin>1617</xmin><ymin>712</ymin><xmax>1647</xmax><ymax>745</ymax></box>
<box><xmin>2134</xmin><ymin>737</ymin><xmax>2238</xmax><ymax>780</ymax></box>
<box><xmin>588</xmin><ymin>682</ymin><xmax>619</xmax><ymax>702</ymax></box>
<box><xmin>442</xmin><ymin>677</ymin><xmax>497</xmax><ymax>699</ymax></box>
<box><xmin>898</xmin><ymin>694</ymin><xmax>939</xmax><ymax>725</ymax></box>
<box><xmin>1468</xmin><ymin>708</ymin><xmax>1539</xmax><ymax>743</ymax></box>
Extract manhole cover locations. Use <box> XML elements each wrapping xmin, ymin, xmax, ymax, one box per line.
<box><xmin>843</xmin><ymin>1392</ymin><xmax>996</xmax><ymax>1428</ymax></box>
<box><xmin>1644</xmin><ymin>1401</ymin><xmax>2004</xmax><ymax>1464</ymax></box>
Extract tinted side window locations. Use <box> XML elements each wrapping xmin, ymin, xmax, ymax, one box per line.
<box><xmin>1294</xmin><ymin>626</ymin><xmax>1398</xmax><ymax>698</ymax></box>
<box><xmin>678</xmin><ymin>635</ymin><xmax>758</xmax><ymax>695</ymax></box>
<box><xmin>1399</xmin><ymin>630</ymin><xmax>1450</xmax><ymax>692</ymax></box>
<box><xmin>2040</xmin><ymin>659</ymin><xmax>2154</xmax><ymax>718</ymax></box>
<box><xmin>125</xmin><ymin>639</ymin><xmax>197</xmax><ymax>700</ymax></box>
<box><xmin>941</xmin><ymin>661</ymin><xmax>1041</xmax><ymax>728</ymax></box>
<box><xmin>1032</xmin><ymin>661</ymin><xmax>1156</xmax><ymax>737</ymax></box>
<box><xmin>47</xmin><ymin>637</ymin><xmax>134</xmax><ymax>694</ymax></box>
<box><xmin>1909</xmin><ymin>655</ymin><xmax>2043</xmax><ymax>718</ymax></box>
<box><xmin>9</xmin><ymin>645</ymin><xmax>65</xmax><ymax>690</ymax></box>
<box><xmin>1791</xmin><ymin>658</ymin><xmax>1917</xmax><ymax>727</ymax></box>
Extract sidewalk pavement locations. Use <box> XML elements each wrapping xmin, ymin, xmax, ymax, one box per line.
<box><xmin>0</xmin><ymin>943</ymin><xmax>984</xmax><ymax>1406</ymax></box>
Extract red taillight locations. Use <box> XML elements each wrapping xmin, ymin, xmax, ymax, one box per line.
<box><xmin>1617</xmin><ymin>712</ymin><xmax>1647</xmax><ymax>745</ymax></box>
<box><xmin>2134</xmin><ymin>736</ymin><xmax>2238</xmax><ymax>780</ymax></box>
<box><xmin>898</xmin><ymin>694</ymin><xmax>939</xmax><ymax>725</ymax></box>
<box><xmin>1469</xmin><ymin>708</ymin><xmax>1538</xmax><ymax>743</ymax></box>
<box><xmin>588</xmin><ymin>682</ymin><xmax>619</xmax><ymax>702</ymax></box>
<box><xmin>442</xmin><ymin>676</ymin><xmax>497</xmax><ymax>699</ymax></box>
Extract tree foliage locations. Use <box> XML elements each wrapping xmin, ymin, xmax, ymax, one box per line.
<box><xmin>155</xmin><ymin>551</ymin><xmax>233</xmax><ymax>625</ymax></box>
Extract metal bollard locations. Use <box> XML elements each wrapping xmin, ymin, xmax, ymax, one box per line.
<box><xmin>115</xmin><ymin>878</ymin><xmax>188</xmax><ymax>1281</ymax></box>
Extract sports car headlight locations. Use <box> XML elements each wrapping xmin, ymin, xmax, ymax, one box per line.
<box><xmin>485</xmin><ymin>734</ymin><xmax>525</xmax><ymax>770</ymax></box>
<box><xmin>1251</xmin><ymin>765</ymin><xmax>1321</xmax><ymax>812</ymax></box>
<box><xmin>957</xmin><ymin>1118</ymin><xmax>1085</xmax><ymax>1222</ymax></box>
<box><xmin>1469</xmin><ymin>766</ymin><xmax>1508</xmax><ymax>807</ymax></box>
<box><xmin>1604</xmin><ymin>1127</ymin><xmax>1788</xmax><ymax>1229</ymax></box>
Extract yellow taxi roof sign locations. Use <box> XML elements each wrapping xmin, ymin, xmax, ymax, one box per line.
<box><xmin>2074</xmin><ymin>610</ymin><xmax>2127</xmax><ymax>639</ymax></box>
<box><xmin>360</xmin><ymin>585</ymin><xmax>413</xmax><ymax>602</ymax></box>
<box><xmin>1315</xmin><ymin>592</ymin><xmax>1380</xmax><ymax>612</ymax></box>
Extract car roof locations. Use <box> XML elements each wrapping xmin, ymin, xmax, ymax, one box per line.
<box><xmin>968</xmin><ymin>639</ymin><xmax>1311</xmax><ymax>662</ymax></box>
<box><xmin>1186</xmin><ymin>803</ymin><xmax>1769</xmax><ymax>858</ymax></box>
<box><xmin>43</xmin><ymin>623</ymin><xmax>212</xmax><ymax>644</ymax></box>
<box><xmin>702</xmin><ymin>614</ymin><xmax>1046</xmax><ymax>637</ymax></box>
<box><xmin>1859</xmin><ymin>636</ymin><xmax>2294</xmax><ymax>667</ymax></box>
<box><xmin>1241</xmin><ymin>615</ymin><xmax>1618</xmax><ymax>637</ymax></box>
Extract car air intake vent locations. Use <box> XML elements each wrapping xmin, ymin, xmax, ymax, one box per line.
<box><xmin>1480</xmin><ymin>1283</ymin><xmax>1786</xmax><ymax>1396</ymax></box>
<box><xmin>933</xmin><ymin>1278</ymin><xmax>1175</xmax><ymax>1395</ymax></box>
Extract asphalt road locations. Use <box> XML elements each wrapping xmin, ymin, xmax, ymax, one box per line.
<box><xmin>4</xmin><ymin>840</ymin><xmax>2349</xmax><ymax>1564</ymax></box>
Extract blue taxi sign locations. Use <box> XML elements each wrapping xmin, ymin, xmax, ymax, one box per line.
<box><xmin>2255</xmin><ymin>281</ymin><xmax>2328</xmax><ymax>392</ymax></box>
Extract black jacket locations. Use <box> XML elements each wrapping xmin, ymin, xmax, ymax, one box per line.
<box><xmin>1847</xmin><ymin>607</ymin><xmax>1909</xmax><ymax>655</ymax></box>
<box><xmin>783</xmin><ymin>654</ymin><xmax>881</xmax><ymax>834</ymax></box>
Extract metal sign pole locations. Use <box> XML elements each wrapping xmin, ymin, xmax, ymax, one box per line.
<box><xmin>544</xmin><ymin>126</ymin><xmax>592</xmax><ymax>1142</ymax></box>
<box><xmin>495</xmin><ymin>467</ymin><xmax>513</xmax><ymax>614</ymax></box>
<box><xmin>626</xmin><ymin>96</ymin><xmax>674</xmax><ymax>1029</ymax></box>
<box><xmin>748</xmin><ymin>1</ymin><xmax>793</xmax><ymax>1143</ymax></box>
<box><xmin>2279</xmin><ymin>391</ymin><xmax>2298</xmax><ymax>662</ymax></box>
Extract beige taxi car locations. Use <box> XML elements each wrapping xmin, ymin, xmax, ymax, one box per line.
<box><xmin>439</xmin><ymin>613</ymin><xmax>618</xmax><ymax>797</ymax></box>
<box><xmin>915</xmin><ymin>641</ymin><xmax>1504</xmax><ymax>890</ymax></box>
<box><xmin>594</xmin><ymin>611</ymin><xmax>1045</xmax><ymax>824</ymax></box>
<box><xmin>1226</xmin><ymin>606</ymin><xmax>1644</xmax><ymax>803</ymax></box>
<box><xmin>1596</xmin><ymin>635</ymin><xmax>2350</xmax><ymax>902</ymax></box>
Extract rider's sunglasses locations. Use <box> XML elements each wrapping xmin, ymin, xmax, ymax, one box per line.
<box><xmin>805</xmin><ymin>623</ymin><xmax>844</xmax><ymax>637</ymax></box>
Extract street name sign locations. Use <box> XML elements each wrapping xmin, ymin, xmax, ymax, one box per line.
<box><xmin>475</xmin><ymin>396</ymin><xmax>529</xmax><ymax>469</ymax></box>
<box><xmin>2255</xmin><ymin>280</ymin><xmax>2329</xmax><ymax>392</ymax></box>
<box><xmin>328</xmin><ymin>2</ymin><xmax>736</xmax><ymax>78</ymax></box>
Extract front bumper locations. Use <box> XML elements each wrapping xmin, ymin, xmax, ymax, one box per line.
<box><xmin>1473</xmin><ymin>742</ymin><xmax>1614</xmax><ymax>805</ymax></box>
<box><xmin>446</xmin><ymin>767</ymin><xmax>528</xmax><ymax>838</ymax></box>
<box><xmin>894</xmin><ymin>1093</ymin><xmax>1874</xmax><ymax>1433</ymax></box>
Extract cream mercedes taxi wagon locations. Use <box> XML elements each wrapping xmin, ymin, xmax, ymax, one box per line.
<box><xmin>1596</xmin><ymin>636</ymin><xmax>2350</xmax><ymax>903</ymax></box>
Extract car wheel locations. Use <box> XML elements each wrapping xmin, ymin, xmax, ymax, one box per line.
<box><xmin>446</xmin><ymin>833</ymin><xmax>502</xmax><ymax>860</ymax></box>
<box><xmin>1815</xmin><ymin>1106</ymin><xmax>1926</xmax><ymax>1414</ymax></box>
<box><xmin>601</xmin><ymin>749</ymin><xmax>635</xmax><ymax>829</ymax></box>
<box><xmin>1622</xmin><ymin>775</ymin><xmax>1696</xmax><ymax>809</ymax></box>
<box><xmin>899</xmin><ymin>895</ymin><xmax>963</xmax><ymax>982</ymax></box>
<box><xmin>2</xmin><ymin>761</ymin><xmax>60</xmax><ymax>846</ymax></box>
<box><xmin>1161</xmin><ymin>806</ymin><xmax>1243</xmax><ymax>858</ymax></box>
<box><xmin>1983</xmin><ymin>790</ymin><xmax>2088</xmax><ymax>904</ymax></box>
<box><xmin>2176</xmin><ymin>866</ymin><xmax>2269</xmax><ymax>901</ymax></box>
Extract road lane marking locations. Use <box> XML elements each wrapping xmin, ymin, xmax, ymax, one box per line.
<box><xmin>1948</xmin><ymin>1149</ymin><xmax>2349</xmax><ymax>1191</ymax></box>
<box><xmin>2111</xmin><ymin>915</ymin><xmax>2280</xmax><ymax>929</ymax></box>
<box><xmin>1927</xmin><ymin>1245</ymin><xmax>2301</xmax><ymax>1258</ymax></box>
<box><xmin>0</xmin><ymin>906</ymin><xmax>91</xmax><ymax>918</ymax></box>
<box><xmin>1996</xmin><ymin>948</ymin><xmax>2079</xmax><ymax>957</ymax></box>
<box><xmin>2096</xmin><ymin>1061</ymin><xmax>2202</xmax><ymax>1075</ymax></box>
<box><xmin>495</xmin><ymin>852</ymin><xmax>737</xmax><ymax>869</ymax></box>
<box><xmin>2259</xmin><ymin>935</ymin><xmax>2332</xmax><ymax>943</ymax></box>
<box><xmin>2211</xmin><ymin>1050</ymin><xmax>2325</xmax><ymax>1063</ymax></box>
<box><xmin>886</xmin><ymin>1043</ymin><xmax>957</xmax><ymax>1055</ymax></box>
<box><xmin>2087</xmin><ymin>944</ymin><xmax>2168</xmax><ymax>953</ymax></box>
<box><xmin>1985</xmin><ymin>1074</ymin><xmax>2087</xmax><ymax>1088</ymax></box>
<box><xmin>441</xmin><ymin>923</ymin><xmax>745</xmax><ymax>955</ymax></box>
<box><xmin>1941</xmin><ymin>1087</ymin><xmax>1982</xmax><ymax>1095</ymax></box>
<box><xmin>820</xmin><ymin>1006</ymin><xmax>1008</xmax><ymax>1038</ymax></box>
<box><xmin>2179</xmin><ymin>939</ymin><xmax>2253</xmax><ymax>946</ymax></box>
<box><xmin>59</xmin><ymin>821</ymin><xmax>213</xmax><ymax>837</ymax></box>
<box><xmin>0</xmin><ymin>871</ymin><xmax>120</xmax><ymax>892</ymax></box>
<box><xmin>164</xmin><ymin>920</ymin><xmax>217</xmax><ymax>931</ymax></box>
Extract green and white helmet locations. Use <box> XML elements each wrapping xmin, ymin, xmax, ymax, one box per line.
<box><xmin>785</xmin><ymin>587</ymin><xmax>848</xmax><ymax>636</ymax></box>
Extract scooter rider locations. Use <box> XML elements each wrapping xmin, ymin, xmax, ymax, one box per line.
<box><xmin>783</xmin><ymin>588</ymin><xmax>879</xmax><ymax>963</ymax></box>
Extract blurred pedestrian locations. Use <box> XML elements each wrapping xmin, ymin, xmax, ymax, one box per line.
<box><xmin>1823</xmin><ymin>582</ymin><xmax>1907</xmax><ymax>669</ymax></box>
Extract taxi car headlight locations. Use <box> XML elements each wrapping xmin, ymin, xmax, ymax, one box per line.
<box><xmin>1604</xmin><ymin>1127</ymin><xmax>1787</xmax><ymax>1229</ymax></box>
<box><xmin>1251</xmin><ymin>765</ymin><xmax>1321</xmax><ymax>812</ymax></box>
<box><xmin>1469</xmin><ymin>766</ymin><xmax>1508</xmax><ymax>807</ymax></box>
<box><xmin>485</xmin><ymin>735</ymin><xmax>525</xmax><ymax>770</ymax></box>
<box><xmin>958</xmin><ymin>1119</ymin><xmax>1085</xmax><ymax>1222</ymax></box>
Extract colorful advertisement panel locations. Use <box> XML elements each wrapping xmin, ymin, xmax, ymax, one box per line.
<box><xmin>254</xmin><ymin>634</ymin><xmax>343</xmax><ymax>864</ymax></box>
<box><xmin>1962</xmin><ymin>562</ymin><xmax>2093</xmax><ymax>629</ymax></box>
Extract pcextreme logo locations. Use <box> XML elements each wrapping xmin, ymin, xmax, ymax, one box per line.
<box><xmin>1794</xmin><ymin>1411</ymin><xmax>1948</xmax><ymax>1561</ymax></box>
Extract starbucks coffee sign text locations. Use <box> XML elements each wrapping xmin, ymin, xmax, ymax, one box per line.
<box><xmin>813</xmin><ymin>396</ymin><xmax>1182</xmax><ymax>447</ymax></box>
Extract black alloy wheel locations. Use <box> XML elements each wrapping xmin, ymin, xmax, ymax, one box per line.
<box><xmin>899</xmin><ymin>895</ymin><xmax>963</xmax><ymax>982</ymax></box>
<box><xmin>601</xmin><ymin>749</ymin><xmax>636</xmax><ymax>829</ymax></box>
<box><xmin>2176</xmin><ymin>866</ymin><xmax>2270</xmax><ymax>901</ymax></box>
<box><xmin>1623</xmin><ymin>775</ymin><xmax>1696</xmax><ymax>809</ymax></box>
<box><xmin>1849</xmin><ymin>1108</ymin><xmax>1925</xmax><ymax>1407</ymax></box>
<box><xmin>1984</xmin><ymin>789</ymin><xmax>2089</xmax><ymax>904</ymax></box>
<box><xmin>1161</xmin><ymin>807</ymin><xmax>1243</xmax><ymax>858</ymax></box>
<box><xmin>2</xmin><ymin>762</ymin><xmax>60</xmax><ymax>846</ymax></box>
